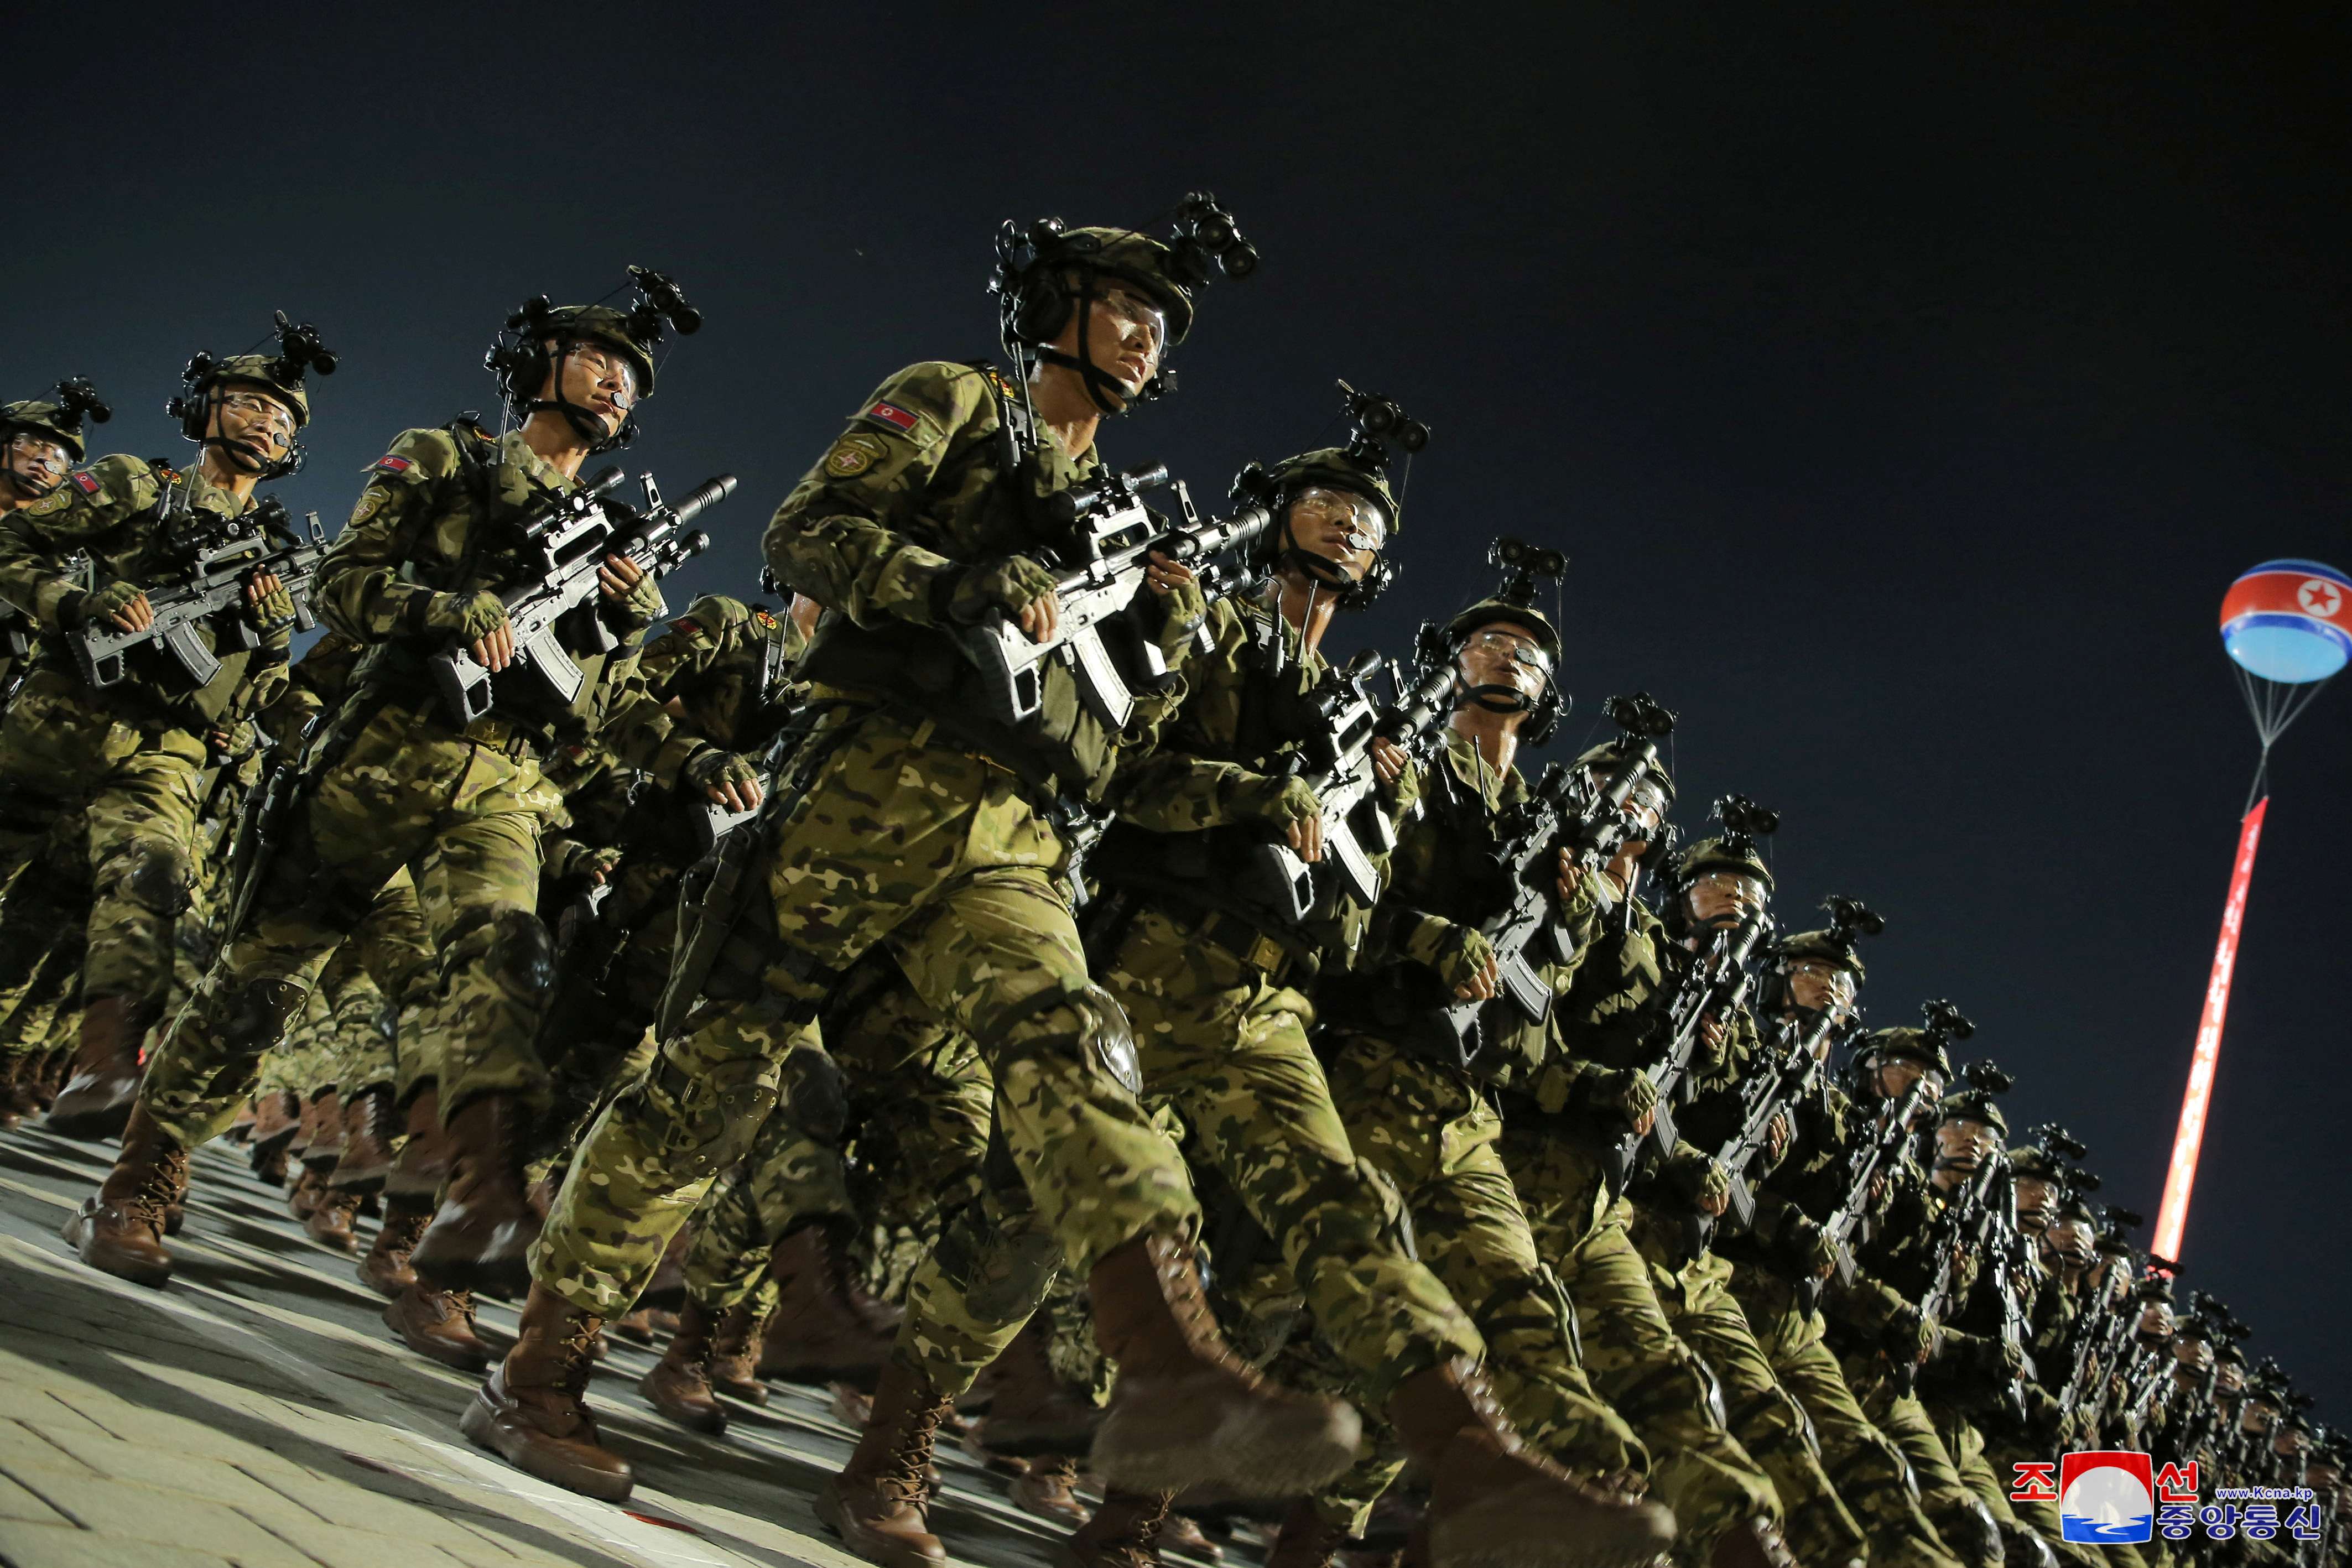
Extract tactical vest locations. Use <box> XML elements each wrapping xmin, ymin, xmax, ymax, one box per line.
<box><xmin>358</xmin><ymin>419</ymin><xmax>628</xmax><ymax>749</ymax></box>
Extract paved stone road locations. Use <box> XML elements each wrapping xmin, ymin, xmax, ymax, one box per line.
<box><xmin>0</xmin><ymin>1123</ymin><xmax>1113</xmax><ymax>1568</ymax></box>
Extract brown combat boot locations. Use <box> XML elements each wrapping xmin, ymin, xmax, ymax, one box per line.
<box><xmin>60</xmin><ymin>1102</ymin><xmax>186</xmax><ymax>1288</ymax></box>
<box><xmin>1266</xmin><ymin>1499</ymin><xmax>1349</xmax><ymax>1568</ymax></box>
<box><xmin>1086</xmin><ymin>1233</ymin><xmax>1361</xmax><ymax>1497</ymax></box>
<box><xmin>385</xmin><ymin>1087</ymin><xmax>451</xmax><ymax>1201</ymax></box>
<box><xmin>248</xmin><ymin>1091</ymin><xmax>300</xmax><ymax>1183</ymax></box>
<box><xmin>45</xmin><ymin>994</ymin><xmax>154</xmax><ymax>1141</ymax></box>
<box><xmin>460</xmin><ymin>1282</ymin><xmax>632</xmax><ymax>1501</ymax></box>
<box><xmin>710</xmin><ymin>1303</ymin><xmax>770</xmax><ymax>1405</ymax></box>
<box><xmin>758</xmin><ymin>1222</ymin><xmax>901</xmax><ymax>1390</ymax></box>
<box><xmin>286</xmin><ymin>1166</ymin><xmax>324</xmax><ymax>1222</ymax></box>
<box><xmin>971</xmin><ymin>1320</ymin><xmax>1107</xmax><ymax>1458</ymax></box>
<box><xmin>304</xmin><ymin>1185</ymin><xmax>362</xmax><ymax>1252</ymax></box>
<box><xmin>359</xmin><ymin>1199</ymin><xmax>429</xmax><ymax>1296</ymax></box>
<box><xmin>332</xmin><ymin>1083</ymin><xmax>399</xmax><ymax>1193</ymax></box>
<box><xmin>639</xmin><ymin>1300</ymin><xmax>729</xmax><ymax>1435</ymax></box>
<box><xmin>1709</xmin><ymin>1518</ymin><xmax>1798</xmax><ymax>1568</ymax></box>
<box><xmin>1161</xmin><ymin>1508</ymin><xmax>1223</xmax><ymax>1563</ymax></box>
<box><xmin>300</xmin><ymin>1090</ymin><xmax>345</xmax><ymax>1172</ymax></box>
<box><xmin>1060</xmin><ymin>1488</ymin><xmax>1173</xmax><ymax>1568</ymax></box>
<box><xmin>7</xmin><ymin>1052</ymin><xmax>49</xmax><ymax>1121</ymax></box>
<box><xmin>1388</xmin><ymin>1358</ymin><xmax>1678</xmax><ymax>1568</ymax></box>
<box><xmin>386</xmin><ymin>1278</ymin><xmax>493</xmax><ymax>1372</ymax></box>
<box><xmin>816</xmin><ymin>1358</ymin><xmax>949</xmax><ymax>1568</ymax></box>
<box><xmin>412</xmin><ymin>1092</ymin><xmax>539</xmax><ymax>1295</ymax></box>
<box><xmin>1012</xmin><ymin>1454</ymin><xmax>1091</xmax><ymax>1526</ymax></box>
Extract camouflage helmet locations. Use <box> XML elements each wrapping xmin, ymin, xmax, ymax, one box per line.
<box><xmin>1445</xmin><ymin>596</ymin><xmax>1560</xmax><ymax>657</ymax></box>
<box><xmin>1573</xmin><ymin>737</ymin><xmax>1676</xmax><ymax>804</ymax></box>
<box><xmin>1673</xmin><ymin>834</ymin><xmax>1774</xmax><ymax>892</ymax></box>
<box><xmin>487</xmin><ymin>272</ymin><xmax>698</xmax><ymax>455</ymax></box>
<box><xmin>1779</xmin><ymin>927</ymin><xmax>1867</xmax><ymax>984</ymax></box>
<box><xmin>1858</xmin><ymin>1026</ymin><xmax>1953</xmax><ymax>1079</ymax></box>
<box><xmin>1936</xmin><ymin>1086</ymin><xmax>2008</xmax><ymax>1137</ymax></box>
<box><xmin>2056</xmin><ymin>1192</ymin><xmax>2098</xmax><ymax>1227</ymax></box>
<box><xmin>186</xmin><ymin>353</ymin><xmax>315</xmax><ymax>428</ymax></box>
<box><xmin>0</xmin><ymin>378</ymin><xmax>110</xmax><ymax>462</ymax></box>
<box><xmin>493</xmin><ymin>301</ymin><xmax>663</xmax><ymax>400</ymax></box>
<box><xmin>1262</xmin><ymin>445</ymin><xmax>1401</xmax><ymax>536</ymax></box>
<box><xmin>2007</xmin><ymin>1144</ymin><xmax>2064</xmax><ymax>1181</ymax></box>
<box><xmin>1045</xmin><ymin>226</ymin><xmax>1205</xmax><ymax>346</ymax></box>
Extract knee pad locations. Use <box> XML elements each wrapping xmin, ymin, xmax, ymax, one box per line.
<box><xmin>1725</xmin><ymin>1385</ymin><xmax>1818</xmax><ymax>1458</ymax></box>
<box><xmin>221</xmin><ymin>978</ymin><xmax>310</xmax><ymax>1055</ymax></box>
<box><xmin>444</xmin><ymin>907</ymin><xmax>555</xmax><ymax>999</ymax></box>
<box><xmin>1949</xmin><ymin>1499</ymin><xmax>2004</xmax><ymax>1568</ymax></box>
<box><xmin>636</xmin><ymin>1047</ymin><xmax>780</xmax><ymax>1174</ymax></box>
<box><xmin>1998</xmin><ymin>1520</ymin><xmax>2058</xmax><ymax>1568</ymax></box>
<box><xmin>991</xmin><ymin>980</ymin><xmax>1141</xmax><ymax>1097</ymax></box>
<box><xmin>934</xmin><ymin>1204</ymin><xmax>1063</xmax><ymax>1325</ymax></box>
<box><xmin>101</xmin><ymin>838</ymin><xmax>194</xmax><ymax>918</ymax></box>
<box><xmin>779</xmin><ymin>1050</ymin><xmax>850</xmax><ymax>1145</ymax></box>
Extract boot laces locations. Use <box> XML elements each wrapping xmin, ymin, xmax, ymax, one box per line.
<box><xmin>876</xmin><ymin>1392</ymin><xmax>947</xmax><ymax>1504</ymax></box>
<box><xmin>129</xmin><ymin>1147</ymin><xmax>187</xmax><ymax>1228</ymax></box>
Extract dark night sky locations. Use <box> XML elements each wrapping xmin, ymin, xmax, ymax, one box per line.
<box><xmin>11</xmin><ymin>6</ymin><xmax>2348</xmax><ymax>1410</ymax></box>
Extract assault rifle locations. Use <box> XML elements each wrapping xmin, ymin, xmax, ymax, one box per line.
<box><xmin>956</xmin><ymin>462</ymin><xmax>1274</xmax><ymax>730</ymax></box>
<box><xmin>1235</xmin><ymin>631</ymin><xmax>1458</xmax><ymax>924</ymax></box>
<box><xmin>431</xmin><ymin>467</ymin><xmax>733</xmax><ymax>726</ymax></box>
<box><xmin>1439</xmin><ymin>692</ymin><xmax>1677</xmax><ymax>1058</ymax></box>
<box><xmin>72</xmin><ymin>498</ymin><xmax>327</xmax><ymax>689</ymax></box>
<box><xmin>1981</xmin><ymin>1157</ymin><xmax>2041</xmax><ymax>1425</ymax></box>
<box><xmin>1812</xmin><ymin>1076</ymin><xmax>1932</xmax><ymax>1305</ymax></box>
<box><xmin>1706</xmin><ymin>895</ymin><xmax>1883</xmax><ymax>1237</ymax></box>
<box><xmin>1602</xmin><ymin>905</ymin><xmax>1773</xmax><ymax>1197</ymax></box>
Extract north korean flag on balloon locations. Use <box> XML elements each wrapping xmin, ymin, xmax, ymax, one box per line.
<box><xmin>2220</xmin><ymin>559</ymin><xmax>2352</xmax><ymax>684</ymax></box>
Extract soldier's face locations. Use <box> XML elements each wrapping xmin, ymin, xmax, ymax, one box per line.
<box><xmin>1458</xmin><ymin>621</ymin><xmax>1550</xmax><ymax>700</ymax></box>
<box><xmin>1786</xmin><ymin>960</ymin><xmax>1856</xmax><ymax>1020</ymax></box>
<box><xmin>2174</xmin><ymin>1335</ymin><xmax>2215</xmax><ymax>1376</ymax></box>
<box><xmin>1685</xmin><ymin>869</ymin><xmax>1765</xmax><ymax>929</ymax></box>
<box><xmin>1284</xmin><ymin>485</ymin><xmax>1385</xmax><ymax>581</ymax></box>
<box><xmin>207</xmin><ymin>387</ymin><xmax>298</xmax><ymax>471</ymax></box>
<box><xmin>2042</xmin><ymin>1217</ymin><xmax>2092</xmax><ymax>1269</ymax></box>
<box><xmin>2137</xmin><ymin>1300</ymin><xmax>2176</xmax><ymax>1340</ymax></box>
<box><xmin>1932</xmin><ymin>1117</ymin><xmax>1996</xmax><ymax>1176</ymax></box>
<box><xmin>2014</xmin><ymin>1176</ymin><xmax>2054</xmax><ymax>1232</ymax></box>
<box><xmin>1</xmin><ymin>433</ymin><xmax>71</xmax><ymax>499</ymax></box>
<box><xmin>1054</xmin><ymin>282</ymin><xmax>1165</xmax><ymax>402</ymax></box>
<box><xmin>2217</xmin><ymin>1361</ymin><xmax>2245</xmax><ymax>1395</ymax></box>
<box><xmin>1875</xmin><ymin>1057</ymin><xmax>1936</xmax><ymax>1105</ymax></box>
<box><xmin>543</xmin><ymin>341</ymin><xmax>638</xmax><ymax>435</ymax></box>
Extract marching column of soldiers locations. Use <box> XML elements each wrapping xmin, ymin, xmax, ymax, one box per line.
<box><xmin>0</xmin><ymin>196</ymin><xmax>2339</xmax><ymax>1568</ymax></box>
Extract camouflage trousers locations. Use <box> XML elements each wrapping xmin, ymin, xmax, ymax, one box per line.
<box><xmin>532</xmin><ymin>709</ymin><xmax>1190</xmax><ymax>1317</ymax></box>
<box><xmin>1632</xmin><ymin>1214</ymin><xmax>1869</xmax><ymax>1565</ymax></box>
<box><xmin>1320</xmin><ymin>1035</ymin><xmax>1646</xmax><ymax>1481</ymax></box>
<box><xmin>686</xmin><ymin>961</ymin><xmax>997</xmax><ymax>1320</ymax></box>
<box><xmin>140</xmin><ymin>697</ymin><xmax>556</xmax><ymax>1150</ymax></box>
<box><xmin>535</xmin><ymin>856</ymin><xmax>677</xmax><ymax>1161</ymax></box>
<box><xmin>0</xmin><ymin>670</ymin><xmax>211</xmax><ymax>1015</ymax></box>
<box><xmin>1925</xmin><ymin>1405</ymin><xmax>2107</xmax><ymax>1568</ymax></box>
<box><xmin>1729</xmin><ymin>1262</ymin><xmax>1963</xmax><ymax>1568</ymax></box>
<box><xmin>1094</xmin><ymin>905</ymin><xmax>1481</xmax><ymax>1406</ymax></box>
<box><xmin>1842</xmin><ymin>1351</ymin><xmax>2006</xmax><ymax>1568</ymax></box>
<box><xmin>1500</xmin><ymin>1124</ymin><xmax>1781</xmax><ymax>1563</ymax></box>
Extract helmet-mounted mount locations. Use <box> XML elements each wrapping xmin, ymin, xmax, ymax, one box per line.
<box><xmin>991</xmin><ymin>192</ymin><xmax>1256</xmax><ymax>420</ymax></box>
<box><xmin>166</xmin><ymin>310</ymin><xmax>337</xmax><ymax>480</ymax></box>
<box><xmin>484</xmin><ymin>266</ymin><xmax>700</xmax><ymax>455</ymax></box>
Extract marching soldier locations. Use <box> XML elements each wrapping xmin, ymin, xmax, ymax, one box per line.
<box><xmin>0</xmin><ymin>331</ymin><xmax>317</xmax><ymax>1142</ymax></box>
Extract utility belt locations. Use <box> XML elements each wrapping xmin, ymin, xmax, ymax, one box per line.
<box><xmin>1086</xmin><ymin>884</ymin><xmax>1322</xmax><ymax>992</ymax></box>
<box><xmin>798</xmin><ymin>616</ymin><xmax>1110</xmax><ymax>806</ymax></box>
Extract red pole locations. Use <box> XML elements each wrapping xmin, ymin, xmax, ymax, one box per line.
<box><xmin>2152</xmin><ymin>796</ymin><xmax>2268</xmax><ymax>1261</ymax></box>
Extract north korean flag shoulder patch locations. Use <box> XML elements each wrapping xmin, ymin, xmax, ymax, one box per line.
<box><xmin>371</xmin><ymin>454</ymin><xmax>415</xmax><ymax>475</ymax></box>
<box><xmin>860</xmin><ymin>401</ymin><xmax>919</xmax><ymax>435</ymax></box>
<box><xmin>668</xmin><ymin>617</ymin><xmax>703</xmax><ymax>638</ymax></box>
<box><xmin>72</xmin><ymin>471</ymin><xmax>100</xmax><ymax>495</ymax></box>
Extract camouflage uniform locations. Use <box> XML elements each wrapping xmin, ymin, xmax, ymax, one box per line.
<box><xmin>531</xmin><ymin>360</ymin><xmax>1200</xmax><ymax>1317</ymax></box>
<box><xmin>136</xmin><ymin>420</ymin><xmax>671</xmax><ymax>1149</ymax></box>
<box><xmin>1497</xmin><ymin>889</ymin><xmax>1783</xmax><ymax>1561</ymax></box>
<box><xmin>1724</xmin><ymin>1064</ymin><xmax>1968</xmax><ymax>1568</ymax></box>
<box><xmin>1317</xmin><ymin>730</ymin><xmax>1650</xmax><ymax>1480</ymax></box>
<box><xmin>0</xmin><ymin>459</ymin><xmax>293</xmax><ymax>1034</ymax></box>
<box><xmin>1623</xmin><ymin>952</ymin><xmax>1871</xmax><ymax>1567</ymax></box>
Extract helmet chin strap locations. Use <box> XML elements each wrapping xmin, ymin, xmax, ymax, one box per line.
<box><xmin>1034</xmin><ymin>267</ymin><xmax>1139</xmax><ymax>416</ymax></box>
<box><xmin>1</xmin><ymin>449</ymin><xmax>60</xmax><ymax>501</ymax></box>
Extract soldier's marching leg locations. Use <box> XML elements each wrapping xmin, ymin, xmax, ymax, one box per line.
<box><xmin>53</xmin><ymin>738</ymin><xmax>208</xmax><ymax>1139</ymax></box>
<box><xmin>0</xmin><ymin>810</ymin><xmax>90</xmax><ymax>1124</ymax></box>
<box><xmin>406</xmin><ymin>800</ymin><xmax>563</xmax><ymax>1293</ymax></box>
<box><xmin>1510</xmin><ymin>1131</ymin><xmax>1786</xmax><ymax>1568</ymax></box>
<box><xmin>1658</xmin><ymin>1248</ymin><xmax>1869</xmax><ymax>1568</ymax></box>
<box><xmin>1848</xmin><ymin>1357</ymin><xmax>2005</xmax><ymax>1568</ymax></box>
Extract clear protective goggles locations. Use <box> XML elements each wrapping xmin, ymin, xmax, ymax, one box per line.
<box><xmin>1690</xmin><ymin>868</ymin><xmax>1766</xmax><ymax>906</ymax></box>
<box><xmin>1288</xmin><ymin>484</ymin><xmax>1387</xmax><ymax>553</ymax></box>
<box><xmin>216</xmin><ymin>390</ymin><xmax>296</xmax><ymax>445</ymax></box>
<box><xmin>1784</xmin><ymin>958</ymin><xmax>1858</xmax><ymax>1008</ymax></box>
<box><xmin>1095</xmin><ymin>284</ymin><xmax>1168</xmax><ymax>355</ymax></box>
<box><xmin>560</xmin><ymin>341</ymin><xmax>640</xmax><ymax>404</ymax></box>
<box><xmin>1463</xmin><ymin>624</ymin><xmax>1553</xmax><ymax>676</ymax></box>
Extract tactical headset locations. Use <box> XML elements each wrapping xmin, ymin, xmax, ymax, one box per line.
<box><xmin>166</xmin><ymin>312</ymin><xmax>336</xmax><ymax>481</ymax></box>
<box><xmin>483</xmin><ymin>266</ymin><xmax>700</xmax><ymax>455</ymax></box>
